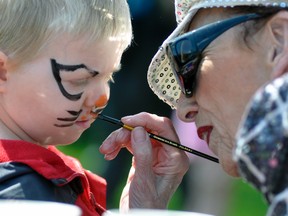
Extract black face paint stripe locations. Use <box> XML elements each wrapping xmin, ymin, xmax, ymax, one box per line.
<box><xmin>56</xmin><ymin>63</ymin><xmax>88</xmax><ymax>71</ymax></box>
<box><xmin>57</xmin><ymin>117</ymin><xmax>78</xmax><ymax>121</ymax></box>
<box><xmin>56</xmin><ymin>62</ymin><xmax>99</xmax><ymax>77</ymax></box>
<box><xmin>51</xmin><ymin>59</ymin><xmax>83</xmax><ymax>101</ymax></box>
<box><xmin>54</xmin><ymin>123</ymin><xmax>74</xmax><ymax>127</ymax></box>
<box><xmin>54</xmin><ymin>110</ymin><xmax>82</xmax><ymax>128</ymax></box>
<box><xmin>67</xmin><ymin>110</ymin><xmax>82</xmax><ymax>116</ymax></box>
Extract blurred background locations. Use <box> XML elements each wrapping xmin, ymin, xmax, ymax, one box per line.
<box><xmin>58</xmin><ymin>1</ymin><xmax>268</xmax><ymax>215</ymax></box>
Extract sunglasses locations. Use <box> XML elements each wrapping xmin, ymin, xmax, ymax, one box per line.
<box><xmin>166</xmin><ymin>13</ymin><xmax>270</xmax><ymax>97</ymax></box>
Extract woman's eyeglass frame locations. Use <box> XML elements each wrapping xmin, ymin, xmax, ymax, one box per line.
<box><xmin>166</xmin><ymin>13</ymin><xmax>272</xmax><ymax>97</ymax></box>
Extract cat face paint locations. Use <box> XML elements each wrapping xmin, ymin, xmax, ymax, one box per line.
<box><xmin>54</xmin><ymin>109</ymin><xmax>82</xmax><ymax>127</ymax></box>
<box><xmin>1</xmin><ymin>33</ymin><xmax>123</xmax><ymax>145</ymax></box>
<box><xmin>51</xmin><ymin>59</ymin><xmax>101</xmax><ymax>127</ymax></box>
<box><xmin>51</xmin><ymin>59</ymin><xmax>99</xmax><ymax>101</ymax></box>
<box><xmin>51</xmin><ymin>58</ymin><xmax>110</xmax><ymax>128</ymax></box>
<box><xmin>54</xmin><ymin>95</ymin><xmax>108</xmax><ymax>127</ymax></box>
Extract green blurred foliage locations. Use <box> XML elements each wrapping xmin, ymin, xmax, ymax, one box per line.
<box><xmin>225</xmin><ymin>179</ymin><xmax>268</xmax><ymax>216</ymax></box>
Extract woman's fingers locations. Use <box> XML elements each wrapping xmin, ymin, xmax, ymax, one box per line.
<box><xmin>99</xmin><ymin>127</ymin><xmax>132</xmax><ymax>159</ymax></box>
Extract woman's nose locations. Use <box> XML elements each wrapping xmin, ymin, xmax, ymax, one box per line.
<box><xmin>176</xmin><ymin>93</ymin><xmax>199</xmax><ymax>122</ymax></box>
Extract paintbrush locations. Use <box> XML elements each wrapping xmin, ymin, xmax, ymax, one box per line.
<box><xmin>98</xmin><ymin>113</ymin><xmax>219</xmax><ymax>163</ymax></box>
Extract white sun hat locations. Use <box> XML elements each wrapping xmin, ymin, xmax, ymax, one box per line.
<box><xmin>147</xmin><ymin>0</ymin><xmax>288</xmax><ymax>109</ymax></box>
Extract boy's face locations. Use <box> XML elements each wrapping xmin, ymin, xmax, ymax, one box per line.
<box><xmin>0</xmin><ymin>34</ymin><xmax>124</xmax><ymax>146</ymax></box>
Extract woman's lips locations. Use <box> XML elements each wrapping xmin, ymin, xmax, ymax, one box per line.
<box><xmin>197</xmin><ymin>126</ymin><xmax>213</xmax><ymax>145</ymax></box>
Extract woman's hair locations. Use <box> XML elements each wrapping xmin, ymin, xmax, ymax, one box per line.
<box><xmin>226</xmin><ymin>6</ymin><xmax>288</xmax><ymax>48</ymax></box>
<box><xmin>0</xmin><ymin>0</ymin><xmax>132</xmax><ymax>66</ymax></box>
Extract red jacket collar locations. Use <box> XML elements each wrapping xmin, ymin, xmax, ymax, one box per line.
<box><xmin>0</xmin><ymin>139</ymin><xmax>107</xmax><ymax>214</ymax></box>
<box><xmin>0</xmin><ymin>139</ymin><xmax>84</xmax><ymax>182</ymax></box>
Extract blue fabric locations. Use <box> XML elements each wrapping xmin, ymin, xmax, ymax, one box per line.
<box><xmin>235</xmin><ymin>73</ymin><xmax>288</xmax><ymax>216</ymax></box>
<box><xmin>0</xmin><ymin>162</ymin><xmax>79</xmax><ymax>204</ymax></box>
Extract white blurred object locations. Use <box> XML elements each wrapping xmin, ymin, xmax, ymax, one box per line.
<box><xmin>103</xmin><ymin>209</ymin><xmax>214</xmax><ymax>216</ymax></box>
<box><xmin>0</xmin><ymin>200</ymin><xmax>82</xmax><ymax>216</ymax></box>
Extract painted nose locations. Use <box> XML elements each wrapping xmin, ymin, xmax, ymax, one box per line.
<box><xmin>84</xmin><ymin>83</ymin><xmax>109</xmax><ymax>109</ymax></box>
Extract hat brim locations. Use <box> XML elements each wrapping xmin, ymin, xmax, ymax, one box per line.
<box><xmin>147</xmin><ymin>1</ymin><xmax>288</xmax><ymax>109</ymax></box>
<box><xmin>147</xmin><ymin>9</ymin><xmax>198</xmax><ymax>109</ymax></box>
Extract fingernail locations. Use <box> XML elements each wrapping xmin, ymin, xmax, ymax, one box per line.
<box><xmin>99</xmin><ymin>143</ymin><xmax>106</xmax><ymax>151</ymax></box>
<box><xmin>104</xmin><ymin>154</ymin><xmax>111</xmax><ymax>160</ymax></box>
<box><xmin>121</xmin><ymin>116</ymin><xmax>132</xmax><ymax>121</ymax></box>
<box><xmin>132</xmin><ymin>127</ymin><xmax>147</xmax><ymax>142</ymax></box>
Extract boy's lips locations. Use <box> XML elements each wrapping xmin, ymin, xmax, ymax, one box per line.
<box><xmin>197</xmin><ymin>126</ymin><xmax>213</xmax><ymax>145</ymax></box>
<box><xmin>75</xmin><ymin>118</ymin><xmax>94</xmax><ymax>129</ymax></box>
<box><xmin>75</xmin><ymin>121</ymin><xmax>89</xmax><ymax>129</ymax></box>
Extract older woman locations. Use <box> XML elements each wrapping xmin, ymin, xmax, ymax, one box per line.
<box><xmin>100</xmin><ymin>0</ymin><xmax>288</xmax><ymax>215</ymax></box>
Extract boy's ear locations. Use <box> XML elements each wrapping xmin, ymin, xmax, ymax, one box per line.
<box><xmin>268</xmin><ymin>11</ymin><xmax>288</xmax><ymax>78</ymax></box>
<box><xmin>0</xmin><ymin>51</ymin><xmax>7</xmax><ymax>80</ymax></box>
<box><xmin>0</xmin><ymin>51</ymin><xmax>8</xmax><ymax>92</ymax></box>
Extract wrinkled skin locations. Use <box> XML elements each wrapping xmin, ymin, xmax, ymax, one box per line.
<box><xmin>99</xmin><ymin>112</ymin><xmax>189</xmax><ymax>210</ymax></box>
<box><xmin>176</xmin><ymin>9</ymin><xmax>288</xmax><ymax>177</ymax></box>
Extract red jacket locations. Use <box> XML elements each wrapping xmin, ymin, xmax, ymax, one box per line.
<box><xmin>0</xmin><ymin>139</ymin><xmax>106</xmax><ymax>216</ymax></box>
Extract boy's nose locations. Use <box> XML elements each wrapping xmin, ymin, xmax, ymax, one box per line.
<box><xmin>83</xmin><ymin>85</ymin><xmax>109</xmax><ymax>109</ymax></box>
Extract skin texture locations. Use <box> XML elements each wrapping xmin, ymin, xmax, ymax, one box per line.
<box><xmin>99</xmin><ymin>112</ymin><xmax>189</xmax><ymax>209</ymax></box>
<box><xmin>0</xmin><ymin>34</ymin><xmax>122</xmax><ymax>146</ymax></box>
<box><xmin>176</xmin><ymin>9</ymin><xmax>288</xmax><ymax>177</ymax></box>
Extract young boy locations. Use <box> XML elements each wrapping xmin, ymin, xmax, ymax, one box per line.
<box><xmin>0</xmin><ymin>1</ymin><xmax>131</xmax><ymax>215</ymax></box>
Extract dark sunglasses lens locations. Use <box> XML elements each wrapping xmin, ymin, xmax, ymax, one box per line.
<box><xmin>175</xmin><ymin>39</ymin><xmax>193</xmax><ymax>64</ymax></box>
<box><xmin>167</xmin><ymin>41</ymin><xmax>198</xmax><ymax>97</ymax></box>
<box><xmin>182</xmin><ymin>67</ymin><xmax>196</xmax><ymax>97</ymax></box>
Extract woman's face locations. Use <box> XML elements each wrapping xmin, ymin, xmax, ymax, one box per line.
<box><xmin>0</xmin><ymin>34</ymin><xmax>124</xmax><ymax>146</ymax></box>
<box><xmin>176</xmin><ymin>9</ymin><xmax>272</xmax><ymax>176</ymax></box>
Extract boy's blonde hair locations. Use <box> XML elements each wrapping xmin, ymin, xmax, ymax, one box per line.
<box><xmin>0</xmin><ymin>0</ymin><xmax>132</xmax><ymax>65</ymax></box>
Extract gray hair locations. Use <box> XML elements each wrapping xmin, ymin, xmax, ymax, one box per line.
<box><xmin>0</xmin><ymin>0</ymin><xmax>132</xmax><ymax>65</ymax></box>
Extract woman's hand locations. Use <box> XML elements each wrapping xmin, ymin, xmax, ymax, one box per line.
<box><xmin>99</xmin><ymin>112</ymin><xmax>189</xmax><ymax>210</ymax></box>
